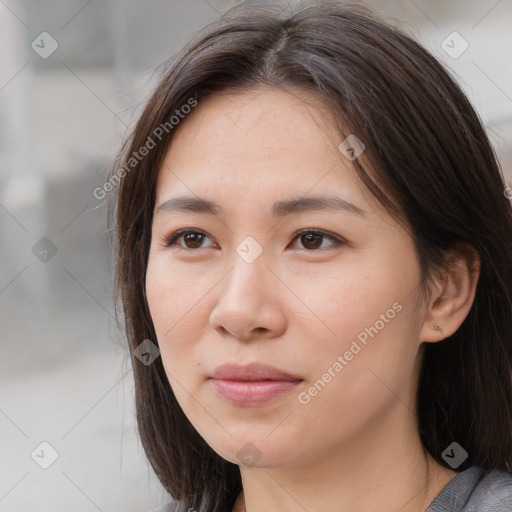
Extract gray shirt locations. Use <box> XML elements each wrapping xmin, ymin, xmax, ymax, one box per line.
<box><xmin>425</xmin><ymin>466</ymin><xmax>512</xmax><ymax>511</ymax></box>
<box><xmin>148</xmin><ymin>465</ymin><xmax>512</xmax><ymax>511</ymax></box>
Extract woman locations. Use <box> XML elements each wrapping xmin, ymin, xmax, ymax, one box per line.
<box><xmin>110</xmin><ymin>1</ymin><xmax>512</xmax><ymax>511</ymax></box>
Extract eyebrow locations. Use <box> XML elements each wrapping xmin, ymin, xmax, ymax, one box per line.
<box><xmin>156</xmin><ymin>195</ymin><xmax>367</xmax><ymax>219</ymax></box>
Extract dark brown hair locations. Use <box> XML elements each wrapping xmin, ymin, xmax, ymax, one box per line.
<box><xmin>109</xmin><ymin>2</ymin><xmax>512</xmax><ymax>510</ymax></box>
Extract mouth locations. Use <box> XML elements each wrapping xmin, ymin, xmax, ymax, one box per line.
<box><xmin>208</xmin><ymin>362</ymin><xmax>303</xmax><ymax>406</ymax></box>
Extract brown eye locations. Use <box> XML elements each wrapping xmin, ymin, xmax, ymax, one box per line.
<box><xmin>182</xmin><ymin>232</ymin><xmax>206</xmax><ymax>249</ymax></box>
<box><xmin>300</xmin><ymin>232</ymin><xmax>323</xmax><ymax>250</ymax></box>
<box><xmin>163</xmin><ymin>228</ymin><xmax>344</xmax><ymax>252</ymax></box>
<box><xmin>164</xmin><ymin>229</ymin><xmax>215</xmax><ymax>249</ymax></box>
<box><xmin>291</xmin><ymin>230</ymin><xmax>343</xmax><ymax>251</ymax></box>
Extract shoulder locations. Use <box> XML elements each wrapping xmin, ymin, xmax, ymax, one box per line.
<box><xmin>426</xmin><ymin>466</ymin><xmax>512</xmax><ymax>512</ymax></box>
<box><xmin>465</xmin><ymin>467</ymin><xmax>512</xmax><ymax>511</ymax></box>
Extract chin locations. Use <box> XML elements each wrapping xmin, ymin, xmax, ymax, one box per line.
<box><xmin>203</xmin><ymin>434</ymin><xmax>297</xmax><ymax>469</ymax></box>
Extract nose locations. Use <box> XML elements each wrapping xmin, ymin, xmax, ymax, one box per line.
<box><xmin>209</xmin><ymin>253</ymin><xmax>287</xmax><ymax>342</ymax></box>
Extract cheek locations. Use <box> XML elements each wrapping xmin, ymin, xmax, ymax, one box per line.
<box><xmin>292</xmin><ymin>269</ymin><xmax>399</xmax><ymax>348</ymax></box>
<box><xmin>145</xmin><ymin>257</ymin><xmax>211</xmax><ymax>375</ymax></box>
<box><xmin>146</xmin><ymin>261</ymin><xmax>171</xmax><ymax>339</ymax></box>
<box><xmin>293</xmin><ymin>298</ymin><xmax>418</xmax><ymax>446</ymax></box>
<box><xmin>146</xmin><ymin>260</ymin><xmax>183</xmax><ymax>364</ymax></box>
<box><xmin>146</xmin><ymin>257</ymin><xmax>205</xmax><ymax>334</ymax></box>
<box><xmin>292</xmin><ymin>268</ymin><xmax>419</xmax><ymax>397</ymax></box>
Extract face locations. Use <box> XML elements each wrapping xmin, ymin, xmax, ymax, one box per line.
<box><xmin>145</xmin><ymin>87</ymin><xmax>428</xmax><ymax>469</ymax></box>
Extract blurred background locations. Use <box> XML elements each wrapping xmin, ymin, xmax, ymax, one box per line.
<box><xmin>0</xmin><ymin>0</ymin><xmax>510</xmax><ymax>511</ymax></box>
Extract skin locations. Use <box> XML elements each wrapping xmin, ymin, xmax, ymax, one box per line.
<box><xmin>145</xmin><ymin>87</ymin><xmax>480</xmax><ymax>512</ymax></box>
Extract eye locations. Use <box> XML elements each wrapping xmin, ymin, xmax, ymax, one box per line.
<box><xmin>289</xmin><ymin>229</ymin><xmax>344</xmax><ymax>251</ymax></box>
<box><xmin>163</xmin><ymin>229</ymin><xmax>216</xmax><ymax>249</ymax></box>
<box><xmin>162</xmin><ymin>228</ymin><xmax>344</xmax><ymax>251</ymax></box>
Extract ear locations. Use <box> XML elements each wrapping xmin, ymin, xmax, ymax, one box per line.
<box><xmin>420</xmin><ymin>244</ymin><xmax>481</xmax><ymax>343</ymax></box>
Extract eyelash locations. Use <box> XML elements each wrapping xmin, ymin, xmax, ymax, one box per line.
<box><xmin>162</xmin><ymin>228</ymin><xmax>345</xmax><ymax>251</ymax></box>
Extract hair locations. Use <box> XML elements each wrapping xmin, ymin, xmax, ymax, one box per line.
<box><xmin>109</xmin><ymin>1</ymin><xmax>512</xmax><ymax>510</ymax></box>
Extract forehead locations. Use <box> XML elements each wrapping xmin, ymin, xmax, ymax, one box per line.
<box><xmin>154</xmin><ymin>87</ymin><xmax>379</xmax><ymax>215</ymax></box>
<box><xmin>172</xmin><ymin>86</ymin><xmax>335</xmax><ymax>142</ymax></box>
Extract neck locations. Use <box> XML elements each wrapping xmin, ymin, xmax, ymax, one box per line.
<box><xmin>233</xmin><ymin>403</ymin><xmax>457</xmax><ymax>512</ymax></box>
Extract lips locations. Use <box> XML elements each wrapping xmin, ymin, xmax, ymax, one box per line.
<box><xmin>209</xmin><ymin>363</ymin><xmax>303</xmax><ymax>406</ymax></box>
<box><xmin>211</xmin><ymin>362</ymin><xmax>302</xmax><ymax>382</ymax></box>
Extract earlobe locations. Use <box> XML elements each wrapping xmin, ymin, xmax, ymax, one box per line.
<box><xmin>432</xmin><ymin>323</ymin><xmax>444</xmax><ymax>338</ymax></box>
<box><xmin>420</xmin><ymin>244</ymin><xmax>481</xmax><ymax>343</ymax></box>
